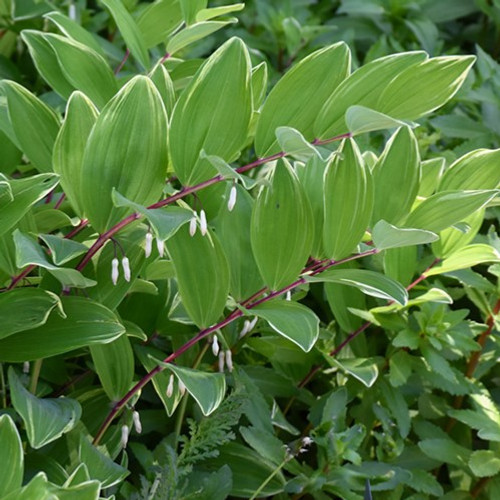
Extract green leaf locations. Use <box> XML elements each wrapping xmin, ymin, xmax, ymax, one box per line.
<box><xmin>14</xmin><ymin>230</ymin><xmax>96</xmax><ymax>289</ymax></box>
<box><xmin>53</xmin><ymin>91</ymin><xmax>98</xmax><ymax>217</ymax></box>
<box><xmin>469</xmin><ymin>450</ymin><xmax>500</xmax><ymax>477</ymax></box>
<box><xmin>296</xmin><ymin>155</ymin><xmax>327</xmax><ymax>258</ymax></box>
<box><xmin>372</xmin><ymin>220</ymin><xmax>438</xmax><ymax>250</ymax></box>
<box><xmin>179</xmin><ymin>0</ymin><xmax>207</xmax><ymax>24</ymax></box>
<box><xmin>389</xmin><ymin>350</ymin><xmax>413</xmax><ymax>387</ymax></box>
<box><xmin>90</xmin><ymin>334</ymin><xmax>134</xmax><ymax>401</ymax></box>
<box><xmin>275</xmin><ymin>126</ymin><xmax>319</xmax><ymax>161</ymax></box>
<box><xmin>44</xmin><ymin>11</ymin><xmax>106</xmax><ymax>57</ymax></box>
<box><xmin>425</xmin><ymin>244</ymin><xmax>500</xmax><ymax>276</ymax></box>
<box><xmin>167</xmin><ymin>225</ymin><xmax>230</xmax><ymax>328</ymax></box>
<box><xmin>439</xmin><ymin>149</ymin><xmax>500</xmax><ymax>191</ymax></box>
<box><xmin>200</xmin><ymin>152</ymin><xmax>259</xmax><ymax>189</ymax></box>
<box><xmin>215</xmin><ymin>184</ymin><xmax>264</xmax><ymax>301</ymax></box>
<box><xmin>0</xmin><ymin>80</ymin><xmax>60</xmax><ymax>172</ymax></box>
<box><xmin>330</xmin><ymin>357</ymin><xmax>379</xmax><ymax>387</ymax></box>
<box><xmin>39</xmin><ymin>234</ymin><xmax>88</xmax><ymax>266</ymax></box>
<box><xmin>378</xmin><ymin>55</ymin><xmax>476</xmax><ymax>121</ymax></box>
<box><xmin>251</xmin><ymin>159</ymin><xmax>313</xmax><ymax>290</ymax></box>
<box><xmin>137</xmin><ymin>0</ymin><xmax>183</xmax><ymax>49</ymax></box>
<box><xmin>21</xmin><ymin>30</ymin><xmax>75</xmax><ymax>100</ymax></box>
<box><xmin>315</xmin><ymin>51</ymin><xmax>427</xmax><ymax>138</ymax></box>
<box><xmin>100</xmin><ymin>0</ymin><xmax>150</xmax><ymax>69</ymax></box>
<box><xmin>255</xmin><ymin>42</ymin><xmax>350</xmax><ymax>156</ymax></box>
<box><xmin>0</xmin><ymin>288</ymin><xmax>61</xmax><ymax>340</ymax></box>
<box><xmin>372</xmin><ymin>288</ymin><xmax>453</xmax><ymax>314</ymax></box>
<box><xmin>419</xmin><ymin>157</ymin><xmax>446</xmax><ymax>197</ymax></box>
<box><xmin>383</xmin><ymin>245</ymin><xmax>417</xmax><ymax>287</ymax></box>
<box><xmin>346</xmin><ymin>106</ymin><xmax>415</xmax><ymax>135</ymax></box>
<box><xmin>112</xmin><ymin>190</ymin><xmax>192</xmax><ymax>241</ymax></box>
<box><xmin>79</xmin><ymin>435</ymin><xmax>129</xmax><ymax>488</ymax></box>
<box><xmin>379</xmin><ymin>379</ymin><xmax>411</xmax><ymax>438</ymax></box>
<box><xmin>419</xmin><ymin>438</ymin><xmax>471</xmax><ymax>467</ymax></box>
<box><xmin>308</xmin><ymin>269</ymin><xmax>408</xmax><ymax>305</ymax></box>
<box><xmin>80</xmin><ymin>75</ymin><xmax>168</xmax><ymax>232</ymax></box>
<box><xmin>251</xmin><ymin>62</ymin><xmax>268</xmax><ymax>110</ymax></box>
<box><xmin>156</xmin><ymin>360</ymin><xmax>226</xmax><ymax>416</ymax></box>
<box><xmin>0</xmin><ymin>173</ymin><xmax>59</xmax><ymax>239</ymax></box>
<box><xmin>169</xmin><ymin>37</ymin><xmax>251</xmax><ymax>186</ymax></box>
<box><xmin>167</xmin><ymin>20</ymin><xmax>237</xmax><ymax>55</ymax></box>
<box><xmin>240</xmin><ymin>426</ymin><xmax>287</xmax><ymax>465</ymax></box>
<box><xmin>405</xmin><ymin>189</ymin><xmax>498</xmax><ymax>233</ymax></box>
<box><xmin>150</xmin><ymin>63</ymin><xmax>176</xmax><ymax>115</ymax></box>
<box><xmin>325</xmin><ymin>265</ymin><xmax>366</xmax><ymax>332</ymax></box>
<box><xmin>0</xmin><ymin>414</ymin><xmax>23</xmax><ymax>497</ymax></box>
<box><xmin>135</xmin><ymin>345</ymin><xmax>183</xmax><ymax>416</ymax></box>
<box><xmin>8</xmin><ymin>367</ymin><xmax>81</xmax><ymax>449</ymax></box>
<box><xmin>323</xmin><ymin>138</ymin><xmax>374</xmax><ymax>259</ymax></box>
<box><xmin>371</xmin><ymin>126</ymin><xmax>421</xmax><ymax>226</ymax></box>
<box><xmin>208</xmin><ymin>442</ymin><xmax>286</xmax><ymax>497</ymax></box>
<box><xmin>44</xmin><ymin>33</ymin><xmax>117</xmax><ymax>109</ymax></box>
<box><xmin>0</xmin><ymin>297</ymin><xmax>125</xmax><ymax>362</ymax></box>
<box><xmin>448</xmin><ymin>393</ymin><xmax>500</xmax><ymax>442</ymax></box>
<box><xmin>250</xmin><ymin>300</ymin><xmax>319</xmax><ymax>352</ymax></box>
<box><xmin>196</xmin><ymin>3</ymin><xmax>244</xmax><ymax>21</ymax></box>
<box><xmin>432</xmin><ymin>209</ymin><xmax>484</xmax><ymax>258</ymax></box>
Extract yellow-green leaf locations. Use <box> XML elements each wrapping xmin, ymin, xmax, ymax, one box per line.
<box><xmin>169</xmin><ymin>37</ymin><xmax>251</xmax><ymax>186</ymax></box>
<box><xmin>44</xmin><ymin>33</ymin><xmax>117</xmax><ymax>109</ymax></box>
<box><xmin>53</xmin><ymin>91</ymin><xmax>98</xmax><ymax>217</ymax></box>
<box><xmin>323</xmin><ymin>138</ymin><xmax>373</xmax><ymax>259</ymax></box>
<box><xmin>251</xmin><ymin>159</ymin><xmax>313</xmax><ymax>290</ymax></box>
<box><xmin>439</xmin><ymin>149</ymin><xmax>500</xmax><ymax>191</ymax></box>
<box><xmin>100</xmin><ymin>0</ymin><xmax>150</xmax><ymax>69</ymax></box>
<box><xmin>255</xmin><ymin>42</ymin><xmax>350</xmax><ymax>156</ymax></box>
<box><xmin>167</xmin><ymin>225</ymin><xmax>230</xmax><ymax>328</ymax></box>
<box><xmin>372</xmin><ymin>126</ymin><xmax>420</xmax><ymax>225</ymax></box>
<box><xmin>80</xmin><ymin>76</ymin><xmax>168</xmax><ymax>232</ymax></box>
<box><xmin>0</xmin><ymin>80</ymin><xmax>60</xmax><ymax>172</ymax></box>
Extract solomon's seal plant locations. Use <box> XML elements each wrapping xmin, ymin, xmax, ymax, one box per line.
<box><xmin>0</xmin><ymin>1</ymin><xmax>500</xmax><ymax>499</ymax></box>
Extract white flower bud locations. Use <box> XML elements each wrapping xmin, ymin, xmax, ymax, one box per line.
<box><xmin>228</xmin><ymin>185</ymin><xmax>237</xmax><ymax>211</ymax></box>
<box><xmin>248</xmin><ymin>317</ymin><xmax>258</xmax><ymax>331</ymax></box>
<box><xmin>218</xmin><ymin>351</ymin><xmax>225</xmax><ymax>373</ymax></box>
<box><xmin>156</xmin><ymin>238</ymin><xmax>165</xmax><ymax>257</ymax></box>
<box><xmin>200</xmin><ymin>209</ymin><xmax>208</xmax><ymax>236</ymax></box>
<box><xmin>286</xmin><ymin>290</ymin><xmax>292</xmax><ymax>301</ymax></box>
<box><xmin>145</xmin><ymin>232</ymin><xmax>153</xmax><ymax>258</ymax></box>
<box><xmin>302</xmin><ymin>436</ymin><xmax>313</xmax><ymax>446</ymax></box>
<box><xmin>239</xmin><ymin>319</ymin><xmax>251</xmax><ymax>338</ymax></box>
<box><xmin>166</xmin><ymin>374</ymin><xmax>174</xmax><ymax>398</ymax></box>
<box><xmin>189</xmin><ymin>215</ymin><xmax>197</xmax><ymax>237</ymax></box>
<box><xmin>225</xmin><ymin>349</ymin><xmax>233</xmax><ymax>372</ymax></box>
<box><xmin>132</xmin><ymin>410</ymin><xmax>142</xmax><ymax>434</ymax></box>
<box><xmin>23</xmin><ymin>361</ymin><xmax>30</xmax><ymax>374</ymax></box>
<box><xmin>179</xmin><ymin>379</ymin><xmax>186</xmax><ymax>396</ymax></box>
<box><xmin>212</xmin><ymin>335</ymin><xmax>220</xmax><ymax>356</ymax></box>
<box><xmin>122</xmin><ymin>257</ymin><xmax>131</xmax><ymax>282</ymax></box>
<box><xmin>69</xmin><ymin>3</ymin><xmax>77</xmax><ymax>20</ymax></box>
<box><xmin>111</xmin><ymin>257</ymin><xmax>119</xmax><ymax>285</ymax></box>
<box><xmin>120</xmin><ymin>424</ymin><xmax>129</xmax><ymax>448</ymax></box>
